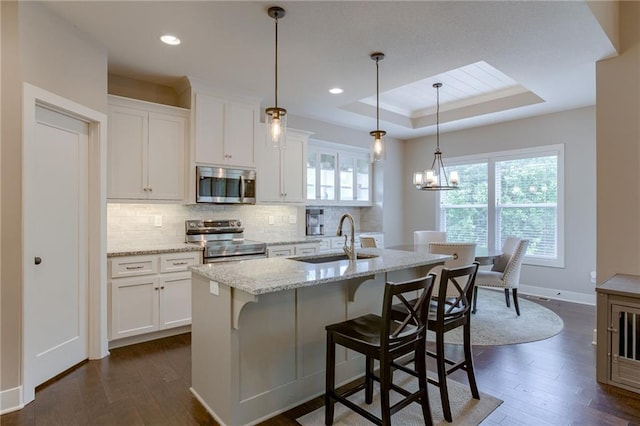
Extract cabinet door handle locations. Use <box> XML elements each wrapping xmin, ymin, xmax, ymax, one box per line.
<box><xmin>143</xmin><ymin>188</ymin><xmax>148</xmax><ymax>192</ymax></box>
<box><xmin>126</xmin><ymin>265</ymin><xmax>144</xmax><ymax>270</ymax></box>
<box><xmin>34</xmin><ymin>256</ymin><xmax>42</xmax><ymax>265</ymax></box>
<box><xmin>160</xmin><ymin>286</ymin><xmax>165</xmax><ymax>290</ymax></box>
<box><xmin>173</xmin><ymin>261</ymin><xmax>188</xmax><ymax>265</ymax></box>
<box><xmin>148</xmin><ymin>187</ymin><xmax>152</xmax><ymax>192</ymax></box>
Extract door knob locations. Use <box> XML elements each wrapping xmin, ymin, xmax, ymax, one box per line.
<box><xmin>34</xmin><ymin>257</ymin><xmax>42</xmax><ymax>265</ymax></box>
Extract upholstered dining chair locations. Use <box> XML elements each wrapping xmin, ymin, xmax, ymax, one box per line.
<box><xmin>428</xmin><ymin>242</ymin><xmax>477</xmax><ymax>297</ymax></box>
<box><xmin>413</xmin><ymin>230</ymin><xmax>446</xmax><ymax>246</ymax></box>
<box><xmin>472</xmin><ymin>237</ymin><xmax>530</xmax><ymax>316</ymax></box>
<box><xmin>359</xmin><ymin>236</ymin><xmax>377</xmax><ymax>248</ymax></box>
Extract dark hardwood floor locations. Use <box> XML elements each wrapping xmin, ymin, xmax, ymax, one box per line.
<box><xmin>3</xmin><ymin>296</ymin><xmax>640</xmax><ymax>425</ymax></box>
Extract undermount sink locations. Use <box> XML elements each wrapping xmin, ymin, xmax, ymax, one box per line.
<box><xmin>293</xmin><ymin>253</ymin><xmax>379</xmax><ymax>264</ymax></box>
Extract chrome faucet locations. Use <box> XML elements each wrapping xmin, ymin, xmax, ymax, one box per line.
<box><xmin>337</xmin><ymin>213</ymin><xmax>356</xmax><ymax>261</ymax></box>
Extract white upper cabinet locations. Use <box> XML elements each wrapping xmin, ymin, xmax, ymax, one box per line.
<box><xmin>107</xmin><ymin>95</ymin><xmax>188</xmax><ymax>201</ymax></box>
<box><xmin>256</xmin><ymin>127</ymin><xmax>312</xmax><ymax>204</ymax></box>
<box><xmin>306</xmin><ymin>140</ymin><xmax>372</xmax><ymax>206</ymax></box>
<box><xmin>193</xmin><ymin>92</ymin><xmax>257</xmax><ymax>168</ymax></box>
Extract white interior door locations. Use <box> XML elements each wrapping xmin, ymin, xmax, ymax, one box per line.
<box><xmin>25</xmin><ymin>105</ymin><xmax>89</xmax><ymax>387</ymax></box>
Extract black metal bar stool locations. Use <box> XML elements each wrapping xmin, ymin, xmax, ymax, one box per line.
<box><xmin>324</xmin><ymin>274</ymin><xmax>436</xmax><ymax>426</ymax></box>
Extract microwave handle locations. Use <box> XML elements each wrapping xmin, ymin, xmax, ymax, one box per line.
<box><xmin>239</xmin><ymin>175</ymin><xmax>245</xmax><ymax>199</ymax></box>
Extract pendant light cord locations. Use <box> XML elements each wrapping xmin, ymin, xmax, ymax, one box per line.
<box><xmin>274</xmin><ymin>16</ymin><xmax>279</xmax><ymax>108</ymax></box>
<box><xmin>435</xmin><ymin>83</ymin><xmax>440</xmax><ymax>151</ymax></box>
<box><xmin>376</xmin><ymin>57</ymin><xmax>380</xmax><ymax>131</ymax></box>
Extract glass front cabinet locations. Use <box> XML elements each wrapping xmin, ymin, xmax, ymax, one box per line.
<box><xmin>306</xmin><ymin>140</ymin><xmax>371</xmax><ymax>206</ymax></box>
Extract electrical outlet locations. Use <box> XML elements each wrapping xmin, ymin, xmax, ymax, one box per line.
<box><xmin>153</xmin><ymin>215</ymin><xmax>162</xmax><ymax>227</ymax></box>
<box><xmin>268</xmin><ymin>216</ymin><xmax>275</xmax><ymax>225</ymax></box>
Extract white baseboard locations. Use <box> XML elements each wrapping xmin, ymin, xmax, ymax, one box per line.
<box><xmin>518</xmin><ymin>284</ymin><xmax>596</xmax><ymax>305</ymax></box>
<box><xmin>108</xmin><ymin>325</ymin><xmax>191</xmax><ymax>349</ymax></box>
<box><xmin>0</xmin><ymin>386</ymin><xmax>24</xmax><ymax>415</ymax></box>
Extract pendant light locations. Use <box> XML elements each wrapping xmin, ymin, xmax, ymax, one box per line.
<box><xmin>413</xmin><ymin>83</ymin><xmax>459</xmax><ymax>190</ymax></box>
<box><xmin>370</xmin><ymin>52</ymin><xmax>386</xmax><ymax>162</ymax></box>
<box><xmin>265</xmin><ymin>6</ymin><xmax>287</xmax><ymax>149</ymax></box>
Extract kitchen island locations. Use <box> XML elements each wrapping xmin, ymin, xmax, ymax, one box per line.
<box><xmin>189</xmin><ymin>248</ymin><xmax>448</xmax><ymax>426</ymax></box>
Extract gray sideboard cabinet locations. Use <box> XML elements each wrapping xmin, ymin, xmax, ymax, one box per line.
<box><xmin>596</xmin><ymin>274</ymin><xmax>640</xmax><ymax>394</ymax></box>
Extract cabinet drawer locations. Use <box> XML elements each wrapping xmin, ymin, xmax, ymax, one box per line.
<box><xmin>160</xmin><ymin>252</ymin><xmax>202</xmax><ymax>273</ymax></box>
<box><xmin>110</xmin><ymin>255</ymin><xmax>158</xmax><ymax>278</ymax></box>
<box><xmin>331</xmin><ymin>237</ymin><xmax>346</xmax><ymax>249</ymax></box>
<box><xmin>295</xmin><ymin>245</ymin><xmax>318</xmax><ymax>256</ymax></box>
<box><xmin>318</xmin><ymin>239</ymin><xmax>331</xmax><ymax>251</ymax></box>
<box><xmin>268</xmin><ymin>246</ymin><xmax>294</xmax><ymax>257</ymax></box>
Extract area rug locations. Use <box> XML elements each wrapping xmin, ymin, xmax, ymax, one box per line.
<box><xmin>431</xmin><ymin>288</ymin><xmax>564</xmax><ymax>346</ymax></box>
<box><xmin>297</xmin><ymin>371</ymin><xmax>502</xmax><ymax>425</ymax></box>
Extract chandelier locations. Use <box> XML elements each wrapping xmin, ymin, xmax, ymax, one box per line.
<box><xmin>413</xmin><ymin>83</ymin><xmax>459</xmax><ymax>190</ymax></box>
<box><xmin>370</xmin><ymin>52</ymin><xmax>386</xmax><ymax>162</ymax></box>
<box><xmin>265</xmin><ymin>6</ymin><xmax>287</xmax><ymax>149</ymax></box>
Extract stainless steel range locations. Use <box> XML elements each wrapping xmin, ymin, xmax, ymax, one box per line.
<box><xmin>185</xmin><ymin>219</ymin><xmax>266</xmax><ymax>263</ymax></box>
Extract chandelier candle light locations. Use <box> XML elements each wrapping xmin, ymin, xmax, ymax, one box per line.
<box><xmin>413</xmin><ymin>82</ymin><xmax>459</xmax><ymax>190</ymax></box>
<box><xmin>266</xmin><ymin>6</ymin><xmax>287</xmax><ymax>149</ymax></box>
<box><xmin>370</xmin><ymin>52</ymin><xmax>386</xmax><ymax>162</ymax></box>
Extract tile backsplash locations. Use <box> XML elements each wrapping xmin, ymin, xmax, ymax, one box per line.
<box><xmin>107</xmin><ymin>204</ymin><xmax>383</xmax><ymax>247</ymax></box>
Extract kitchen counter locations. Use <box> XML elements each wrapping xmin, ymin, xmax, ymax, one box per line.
<box><xmin>190</xmin><ymin>248</ymin><xmax>447</xmax><ymax>426</ymax></box>
<box><xmin>107</xmin><ymin>242</ymin><xmax>203</xmax><ymax>257</ymax></box>
<box><xmin>190</xmin><ymin>248</ymin><xmax>448</xmax><ymax>295</ymax></box>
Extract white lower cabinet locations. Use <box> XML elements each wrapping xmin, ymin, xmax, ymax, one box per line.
<box><xmin>267</xmin><ymin>242</ymin><xmax>319</xmax><ymax>258</ymax></box>
<box><xmin>108</xmin><ymin>251</ymin><xmax>201</xmax><ymax>341</ymax></box>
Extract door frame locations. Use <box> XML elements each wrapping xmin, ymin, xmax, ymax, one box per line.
<box><xmin>22</xmin><ymin>83</ymin><xmax>108</xmax><ymax>404</ymax></box>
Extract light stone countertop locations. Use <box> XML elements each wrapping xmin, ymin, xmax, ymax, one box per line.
<box><xmin>107</xmin><ymin>242</ymin><xmax>203</xmax><ymax>257</ymax></box>
<box><xmin>190</xmin><ymin>248</ymin><xmax>449</xmax><ymax>295</ymax></box>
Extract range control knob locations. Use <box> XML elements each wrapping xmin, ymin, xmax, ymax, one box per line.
<box><xmin>235</xmin><ymin>220</ymin><xmax>242</xmax><ymax>227</ymax></box>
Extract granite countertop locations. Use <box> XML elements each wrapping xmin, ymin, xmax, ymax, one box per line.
<box><xmin>107</xmin><ymin>242</ymin><xmax>203</xmax><ymax>257</ymax></box>
<box><xmin>190</xmin><ymin>248</ymin><xmax>448</xmax><ymax>296</ymax></box>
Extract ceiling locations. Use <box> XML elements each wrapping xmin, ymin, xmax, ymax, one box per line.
<box><xmin>41</xmin><ymin>1</ymin><xmax>616</xmax><ymax>140</ymax></box>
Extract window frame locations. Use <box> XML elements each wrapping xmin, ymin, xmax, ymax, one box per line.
<box><xmin>436</xmin><ymin>144</ymin><xmax>565</xmax><ymax>268</ymax></box>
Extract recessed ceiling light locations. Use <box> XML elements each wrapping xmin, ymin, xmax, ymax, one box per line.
<box><xmin>160</xmin><ymin>34</ymin><xmax>181</xmax><ymax>46</ymax></box>
<box><xmin>329</xmin><ymin>88</ymin><xmax>344</xmax><ymax>94</ymax></box>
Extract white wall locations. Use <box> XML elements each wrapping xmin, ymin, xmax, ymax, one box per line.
<box><xmin>596</xmin><ymin>1</ymin><xmax>640</xmax><ymax>285</ymax></box>
<box><xmin>1</xmin><ymin>0</ymin><xmax>107</xmax><ymax>401</ymax></box>
<box><xmin>404</xmin><ymin>107</ymin><xmax>597</xmax><ymax>302</ymax></box>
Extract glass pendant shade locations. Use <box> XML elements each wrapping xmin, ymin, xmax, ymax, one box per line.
<box><xmin>370</xmin><ymin>130</ymin><xmax>386</xmax><ymax>162</ymax></box>
<box><xmin>265</xmin><ymin>107</ymin><xmax>287</xmax><ymax>148</ymax></box>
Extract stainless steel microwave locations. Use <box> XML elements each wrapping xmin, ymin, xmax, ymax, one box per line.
<box><xmin>196</xmin><ymin>166</ymin><xmax>256</xmax><ymax>204</ymax></box>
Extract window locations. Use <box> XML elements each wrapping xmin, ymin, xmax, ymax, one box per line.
<box><xmin>439</xmin><ymin>145</ymin><xmax>564</xmax><ymax>267</ymax></box>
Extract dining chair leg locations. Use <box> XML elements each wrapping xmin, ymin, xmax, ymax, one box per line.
<box><xmin>512</xmin><ymin>289</ymin><xmax>521</xmax><ymax>316</ymax></box>
<box><xmin>472</xmin><ymin>286</ymin><xmax>478</xmax><ymax>314</ymax></box>
<box><xmin>436</xmin><ymin>333</ymin><xmax>452</xmax><ymax>422</ymax></box>
<box><xmin>325</xmin><ymin>333</ymin><xmax>336</xmax><ymax>425</ymax></box>
<box><xmin>463</xmin><ymin>322</ymin><xmax>480</xmax><ymax>400</ymax></box>
<box><xmin>365</xmin><ymin>356</ymin><xmax>374</xmax><ymax>404</ymax></box>
<box><xmin>504</xmin><ymin>288</ymin><xmax>511</xmax><ymax>308</ymax></box>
